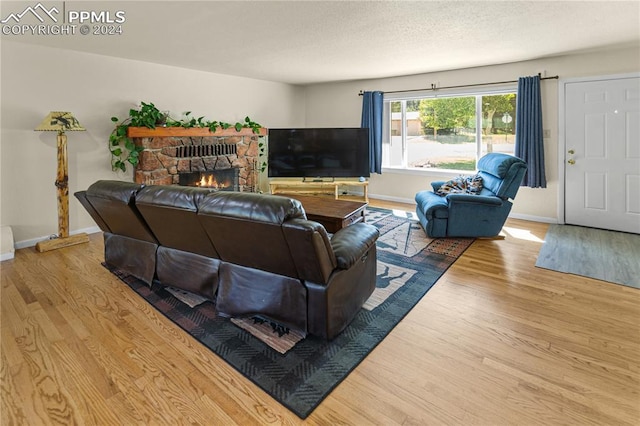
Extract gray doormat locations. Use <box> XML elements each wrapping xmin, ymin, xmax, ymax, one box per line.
<box><xmin>536</xmin><ymin>224</ymin><xmax>640</xmax><ymax>288</ymax></box>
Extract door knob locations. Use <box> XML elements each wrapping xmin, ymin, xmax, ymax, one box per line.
<box><xmin>568</xmin><ymin>149</ymin><xmax>575</xmax><ymax>154</ymax></box>
<box><xmin>568</xmin><ymin>159</ymin><xmax>575</xmax><ymax>165</ymax></box>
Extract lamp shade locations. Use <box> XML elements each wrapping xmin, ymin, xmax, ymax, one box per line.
<box><xmin>35</xmin><ymin>111</ymin><xmax>85</xmax><ymax>132</ymax></box>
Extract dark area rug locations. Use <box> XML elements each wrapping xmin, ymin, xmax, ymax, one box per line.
<box><xmin>106</xmin><ymin>207</ymin><xmax>473</xmax><ymax>418</ymax></box>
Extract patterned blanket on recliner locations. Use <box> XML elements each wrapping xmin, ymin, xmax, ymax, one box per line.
<box><xmin>436</xmin><ymin>174</ymin><xmax>484</xmax><ymax>196</ymax></box>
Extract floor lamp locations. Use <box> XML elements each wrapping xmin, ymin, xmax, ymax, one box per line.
<box><xmin>34</xmin><ymin>111</ymin><xmax>90</xmax><ymax>252</ymax></box>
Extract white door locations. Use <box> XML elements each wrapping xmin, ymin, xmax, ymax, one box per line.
<box><xmin>564</xmin><ymin>76</ymin><xmax>640</xmax><ymax>234</ymax></box>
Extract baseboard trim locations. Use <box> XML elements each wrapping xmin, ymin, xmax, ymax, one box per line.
<box><xmin>15</xmin><ymin>226</ymin><xmax>101</xmax><ymax>250</ymax></box>
<box><xmin>0</xmin><ymin>226</ymin><xmax>15</xmax><ymax>261</ymax></box>
<box><xmin>508</xmin><ymin>213</ymin><xmax>558</xmax><ymax>224</ymax></box>
<box><xmin>369</xmin><ymin>194</ymin><xmax>416</xmax><ymax>206</ymax></box>
<box><xmin>0</xmin><ymin>252</ymin><xmax>15</xmax><ymax>261</ymax></box>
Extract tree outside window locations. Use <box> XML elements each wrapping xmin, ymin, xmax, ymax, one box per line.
<box><xmin>384</xmin><ymin>92</ymin><xmax>516</xmax><ymax>171</ymax></box>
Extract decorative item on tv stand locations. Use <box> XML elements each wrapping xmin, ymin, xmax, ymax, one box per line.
<box><xmin>34</xmin><ymin>111</ymin><xmax>90</xmax><ymax>252</ymax></box>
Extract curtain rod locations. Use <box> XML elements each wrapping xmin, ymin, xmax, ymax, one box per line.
<box><xmin>358</xmin><ymin>73</ymin><xmax>559</xmax><ymax>96</ymax></box>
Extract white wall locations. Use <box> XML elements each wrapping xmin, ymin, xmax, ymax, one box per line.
<box><xmin>0</xmin><ymin>40</ymin><xmax>306</xmax><ymax>244</ymax></box>
<box><xmin>3</xmin><ymin>42</ymin><xmax>638</xmax><ymax>247</ymax></box>
<box><xmin>303</xmin><ymin>45</ymin><xmax>640</xmax><ymax>222</ymax></box>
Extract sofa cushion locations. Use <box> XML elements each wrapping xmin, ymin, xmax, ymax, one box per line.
<box><xmin>85</xmin><ymin>180</ymin><xmax>157</xmax><ymax>243</ymax></box>
<box><xmin>199</xmin><ymin>192</ymin><xmax>305</xmax><ymax>224</ymax></box>
<box><xmin>87</xmin><ymin>180</ymin><xmax>144</xmax><ymax>204</ymax></box>
<box><xmin>136</xmin><ymin>185</ymin><xmax>213</xmax><ymax>211</ymax></box>
<box><xmin>136</xmin><ymin>185</ymin><xmax>218</xmax><ymax>258</ymax></box>
<box><xmin>198</xmin><ymin>192</ymin><xmax>303</xmax><ymax>278</ymax></box>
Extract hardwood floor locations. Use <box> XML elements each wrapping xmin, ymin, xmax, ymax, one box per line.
<box><xmin>2</xmin><ymin>199</ymin><xmax>639</xmax><ymax>425</ymax></box>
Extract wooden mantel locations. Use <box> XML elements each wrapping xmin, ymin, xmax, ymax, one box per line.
<box><xmin>127</xmin><ymin>126</ymin><xmax>267</xmax><ymax>138</ymax></box>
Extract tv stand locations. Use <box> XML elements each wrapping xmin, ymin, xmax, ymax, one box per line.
<box><xmin>303</xmin><ymin>177</ymin><xmax>335</xmax><ymax>183</ymax></box>
<box><xmin>269</xmin><ymin>179</ymin><xmax>369</xmax><ymax>202</ymax></box>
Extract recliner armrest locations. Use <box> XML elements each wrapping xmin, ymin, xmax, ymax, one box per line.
<box><xmin>446</xmin><ymin>194</ymin><xmax>503</xmax><ymax>206</ymax></box>
<box><xmin>330</xmin><ymin>223</ymin><xmax>379</xmax><ymax>270</ymax></box>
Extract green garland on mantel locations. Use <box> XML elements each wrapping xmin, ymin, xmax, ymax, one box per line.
<box><xmin>109</xmin><ymin>101</ymin><xmax>263</xmax><ymax>173</ymax></box>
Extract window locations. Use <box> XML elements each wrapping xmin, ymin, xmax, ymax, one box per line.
<box><xmin>383</xmin><ymin>89</ymin><xmax>517</xmax><ymax>172</ymax></box>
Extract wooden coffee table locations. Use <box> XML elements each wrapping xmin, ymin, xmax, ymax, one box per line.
<box><xmin>288</xmin><ymin>195</ymin><xmax>367</xmax><ymax>233</ymax></box>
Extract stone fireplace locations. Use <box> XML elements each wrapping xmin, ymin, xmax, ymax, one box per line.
<box><xmin>129</xmin><ymin>127</ymin><xmax>265</xmax><ymax>192</ymax></box>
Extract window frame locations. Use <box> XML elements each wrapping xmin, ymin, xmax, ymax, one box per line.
<box><xmin>382</xmin><ymin>85</ymin><xmax>518</xmax><ymax>174</ymax></box>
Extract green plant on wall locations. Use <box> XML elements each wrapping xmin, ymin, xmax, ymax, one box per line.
<box><xmin>109</xmin><ymin>101</ymin><xmax>162</xmax><ymax>172</ymax></box>
<box><xmin>109</xmin><ymin>101</ymin><xmax>263</xmax><ymax>173</ymax></box>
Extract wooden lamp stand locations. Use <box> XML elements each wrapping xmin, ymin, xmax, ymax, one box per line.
<box><xmin>35</xmin><ymin>113</ymin><xmax>90</xmax><ymax>253</ymax></box>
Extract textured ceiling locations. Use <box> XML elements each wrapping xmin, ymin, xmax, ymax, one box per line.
<box><xmin>3</xmin><ymin>1</ymin><xmax>640</xmax><ymax>84</ymax></box>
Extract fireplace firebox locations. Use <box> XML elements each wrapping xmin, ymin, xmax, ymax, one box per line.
<box><xmin>178</xmin><ymin>168</ymin><xmax>239</xmax><ymax>191</ymax></box>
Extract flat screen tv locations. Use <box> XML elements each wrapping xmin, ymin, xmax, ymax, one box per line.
<box><xmin>267</xmin><ymin>128</ymin><xmax>370</xmax><ymax>179</ymax></box>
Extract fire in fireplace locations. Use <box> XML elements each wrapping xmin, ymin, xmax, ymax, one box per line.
<box><xmin>178</xmin><ymin>168</ymin><xmax>239</xmax><ymax>191</ymax></box>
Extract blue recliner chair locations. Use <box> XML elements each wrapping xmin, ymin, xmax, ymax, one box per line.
<box><xmin>415</xmin><ymin>153</ymin><xmax>527</xmax><ymax>238</ymax></box>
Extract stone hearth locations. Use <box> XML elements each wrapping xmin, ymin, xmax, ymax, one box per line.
<box><xmin>131</xmin><ymin>128</ymin><xmax>265</xmax><ymax>192</ymax></box>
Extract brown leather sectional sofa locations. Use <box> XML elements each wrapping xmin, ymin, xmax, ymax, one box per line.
<box><xmin>75</xmin><ymin>180</ymin><xmax>379</xmax><ymax>340</ymax></box>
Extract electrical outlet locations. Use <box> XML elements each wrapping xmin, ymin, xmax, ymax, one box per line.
<box><xmin>543</xmin><ymin>129</ymin><xmax>551</xmax><ymax>138</ymax></box>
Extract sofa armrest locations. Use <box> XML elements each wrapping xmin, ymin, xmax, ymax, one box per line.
<box><xmin>330</xmin><ymin>223</ymin><xmax>379</xmax><ymax>270</ymax></box>
<box><xmin>446</xmin><ymin>194</ymin><xmax>503</xmax><ymax>206</ymax></box>
<box><xmin>431</xmin><ymin>181</ymin><xmax>446</xmax><ymax>192</ymax></box>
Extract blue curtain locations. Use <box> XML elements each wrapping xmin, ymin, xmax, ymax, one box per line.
<box><xmin>361</xmin><ymin>91</ymin><xmax>383</xmax><ymax>174</ymax></box>
<box><xmin>515</xmin><ymin>75</ymin><xmax>546</xmax><ymax>188</ymax></box>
